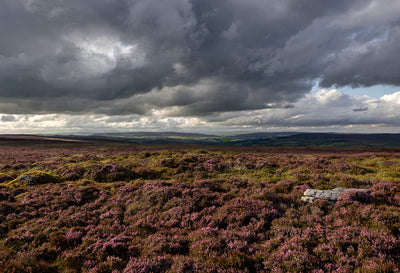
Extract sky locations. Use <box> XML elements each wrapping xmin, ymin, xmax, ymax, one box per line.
<box><xmin>1</xmin><ymin>0</ymin><xmax>400</xmax><ymax>134</ymax></box>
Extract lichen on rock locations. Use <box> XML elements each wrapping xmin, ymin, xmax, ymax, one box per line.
<box><xmin>301</xmin><ymin>187</ymin><xmax>371</xmax><ymax>203</ymax></box>
<box><xmin>7</xmin><ymin>171</ymin><xmax>63</xmax><ymax>187</ymax></box>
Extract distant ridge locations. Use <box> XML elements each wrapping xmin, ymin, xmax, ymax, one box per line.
<box><xmin>91</xmin><ymin>132</ymin><xmax>400</xmax><ymax>147</ymax></box>
<box><xmin>0</xmin><ymin>134</ymin><xmax>132</xmax><ymax>144</ymax></box>
<box><xmin>228</xmin><ymin>133</ymin><xmax>400</xmax><ymax>147</ymax></box>
<box><xmin>1</xmin><ymin>132</ymin><xmax>400</xmax><ymax>147</ymax></box>
<box><xmin>94</xmin><ymin>131</ymin><xmax>213</xmax><ymax>137</ymax></box>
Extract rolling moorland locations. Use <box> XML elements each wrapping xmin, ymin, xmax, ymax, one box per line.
<box><xmin>0</xmin><ymin>134</ymin><xmax>399</xmax><ymax>272</ymax></box>
<box><xmin>91</xmin><ymin>132</ymin><xmax>400</xmax><ymax>147</ymax></box>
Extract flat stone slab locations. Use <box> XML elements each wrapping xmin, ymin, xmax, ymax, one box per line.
<box><xmin>301</xmin><ymin>187</ymin><xmax>371</xmax><ymax>203</ymax></box>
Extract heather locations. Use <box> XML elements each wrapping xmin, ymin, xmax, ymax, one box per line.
<box><xmin>0</xmin><ymin>143</ymin><xmax>400</xmax><ymax>272</ymax></box>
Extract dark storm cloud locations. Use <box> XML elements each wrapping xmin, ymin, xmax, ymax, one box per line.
<box><xmin>0</xmin><ymin>0</ymin><xmax>399</xmax><ymax>115</ymax></box>
<box><xmin>321</xmin><ymin>26</ymin><xmax>400</xmax><ymax>88</ymax></box>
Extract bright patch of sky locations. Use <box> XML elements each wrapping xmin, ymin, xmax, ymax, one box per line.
<box><xmin>339</xmin><ymin>85</ymin><xmax>399</xmax><ymax>98</ymax></box>
<box><xmin>310</xmin><ymin>79</ymin><xmax>398</xmax><ymax>99</ymax></box>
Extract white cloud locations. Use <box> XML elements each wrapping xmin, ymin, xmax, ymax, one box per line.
<box><xmin>212</xmin><ymin>89</ymin><xmax>400</xmax><ymax>129</ymax></box>
<box><xmin>2</xmin><ymin>89</ymin><xmax>400</xmax><ymax>134</ymax></box>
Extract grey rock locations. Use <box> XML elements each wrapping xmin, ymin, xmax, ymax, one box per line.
<box><xmin>301</xmin><ymin>187</ymin><xmax>371</xmax><ymax>203</ymax></box>
<box><xmin>14</xmin><ymin>175</ymin><xmax>37</xmax><ymax>184</ymax></box>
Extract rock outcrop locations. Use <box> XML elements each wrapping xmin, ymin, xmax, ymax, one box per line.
<box><xmin>301</xmin><ymin>187</ymin><xmax>371</xmax><ymax>203</ymax></box>
<box><xmin>7</xmin><ymin>171</ymin><xmax>63</xmax><ymax>187</ymax></box>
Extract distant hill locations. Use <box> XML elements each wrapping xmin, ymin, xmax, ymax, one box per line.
<box><xmin>1</xmin><ymin>132</ymin><xmax>400</xmax><ymax>147</ymax></box>
<box><xmin>236</xmin><ymin>133</ymin><xmax>400</xmax><ymax>147</ymax></box>
<box><xmin>88</xmin><ymin>132</ymin><xmax>400</xmax><ymax>147</ymax></box>
<box><xmin>94</xmin><ymin>131</ymin><xmax>213</xmax><ymax>137</ymax></box>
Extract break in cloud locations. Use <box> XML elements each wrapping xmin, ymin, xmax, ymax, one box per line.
<box><xmin>1</xmin><ymin>0</ymin><xmax>400</xmax><ymax>131</ymax></box>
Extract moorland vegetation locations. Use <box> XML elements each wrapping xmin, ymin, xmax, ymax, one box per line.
<box><xmin>0</xmin><ymin>142</ymin><xmax>399</xmax><ymax>272</ymax></box>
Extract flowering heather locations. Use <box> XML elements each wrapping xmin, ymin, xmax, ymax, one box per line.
<box><xmin>0</xmin><ymin>142</ymin><xmax>400</xmax><ymax>272</ymax></box>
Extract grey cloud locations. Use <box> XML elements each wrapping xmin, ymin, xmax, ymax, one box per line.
<box><xmin>353</xmin><ymin>107</ymin><xmax>368</xmax><ymax>112</ymax></box>
<box><xmin>321</xmin><ymin>27</ymin><xmax>400</xmax><ymax>88</ymax></box>
<box><xmin>2</xmin><ymin>89</ymin><xmax>400</xmax><ymax>134</ymax></box>
<box><xmin>1</xmin><ymin>114</ymin><xmax>16</xmax><ymax>122</ymax></box>
<box><xmin>216</xmin><ymin>89</ymin><xmax>400</xmax><ymax>128</ymax></box>
<box><xmin>0</xmin><ymin>0</ymin><xmax>399</xmax><ymax>116</ymax></box>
